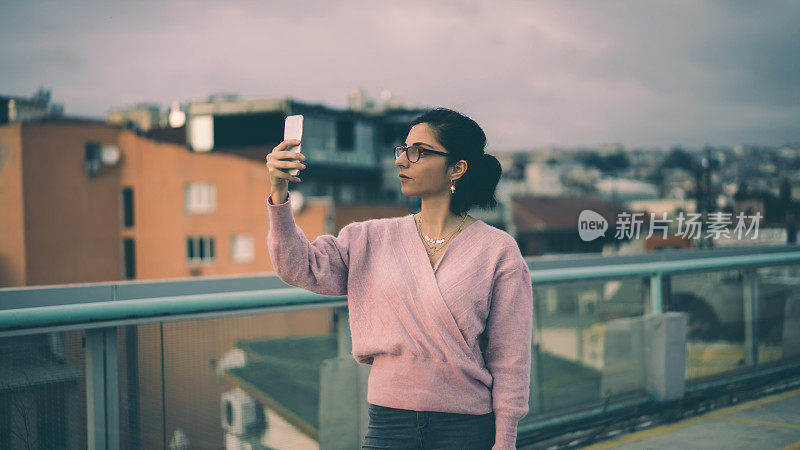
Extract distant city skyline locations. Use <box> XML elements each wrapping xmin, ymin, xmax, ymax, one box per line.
<box><xmin>1</xmin><ymin>1</ymin><xmax>799</xmax><ymax>151</ymax></box>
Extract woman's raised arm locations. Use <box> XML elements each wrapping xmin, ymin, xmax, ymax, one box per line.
<box><xmin>267</xmin><ymin>193</ymin><xmax>360</xmax><ymax>296</ymax></box>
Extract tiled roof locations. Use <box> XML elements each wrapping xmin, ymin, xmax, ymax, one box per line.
<box><xmin>511</xmin><ymin>194</ymin><xmax>630</xmax><ymax>231</ymax></box>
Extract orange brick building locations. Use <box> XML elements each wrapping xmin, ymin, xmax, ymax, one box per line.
<box><xmin>0</xmin><ymin>118</ymin><xmax>410</xmax><ymax>288</ymax></box>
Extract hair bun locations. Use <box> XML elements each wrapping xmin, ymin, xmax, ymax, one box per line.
<box><xmin>409</xmin><ymin>108</ymin><xmax>500</xmax><ymax>213</ymax></box>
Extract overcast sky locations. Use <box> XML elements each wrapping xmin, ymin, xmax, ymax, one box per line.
<box><xmin>1</xmin><ymin>1</ymin><xmax>798</xmax><ymax>151</ymax></box>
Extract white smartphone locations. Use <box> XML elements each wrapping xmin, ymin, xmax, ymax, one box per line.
<box><xmin>283</xmin><ymin>115</ymin><xmax>303</xmax><ymax>176</ymax></box>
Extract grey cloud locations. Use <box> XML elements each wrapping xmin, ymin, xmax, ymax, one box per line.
<box><xmin>0</xmin><ymin>0</ymin><xmax>798</xmax><ymax>148</ymax></box>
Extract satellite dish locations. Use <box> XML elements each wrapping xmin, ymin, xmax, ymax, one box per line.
<box><xmin>101</xmin><ymin>145</ymin><xmax>121</xmax><ymax>166</ymax></box>
<box><xmin>289</xmin><ymin>191</ymin><xmax>305</xmax><ymax>214</ymax></box>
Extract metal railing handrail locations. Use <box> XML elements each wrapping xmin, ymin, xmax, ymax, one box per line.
<box><xmin>531</xmin><ymin>250</ymin><xmax>800</xmax><ymax>282</ymax></box>
<box><xmin>2</xmin><ymin>248</ymin><xmax>800</xmax><ymax>335</ymax></box>
<box><xmin>0</xmin><ymin>288</ymin><xmax>346</xmax><ymax>336</ymax></box>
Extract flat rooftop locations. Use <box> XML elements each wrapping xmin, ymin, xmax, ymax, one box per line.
<box><xmin>582</xmin><ymin>387</ymin><xmax>800</xmax><ymax>450</ymax></box>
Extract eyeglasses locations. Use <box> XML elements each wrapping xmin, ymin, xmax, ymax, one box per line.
<box><xmin>394</xmin><ymin>145</ymin><xmax>449</xmax><ymax>163</ymax></box>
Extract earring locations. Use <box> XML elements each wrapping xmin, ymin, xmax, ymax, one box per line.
<box><xmin>450</xmin><ymin>179</ymin><xmax>455</xmax><ymax>194</ymax></box>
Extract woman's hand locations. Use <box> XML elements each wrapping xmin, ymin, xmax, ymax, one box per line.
<box><xmin>266</xmin><ymin>139</ymin><xmax>306</xmax><ymax>203</ymax></box>
<box><xmin>266</xmin><ymin>139</ymin><xmax>306</xmax><ymax>185</ymax></box>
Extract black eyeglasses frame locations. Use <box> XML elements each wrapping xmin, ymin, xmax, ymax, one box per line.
<box><xmin>393</xmin><ymin>145</ymin><xmax>449</xmax><ymax>163</ymax></box>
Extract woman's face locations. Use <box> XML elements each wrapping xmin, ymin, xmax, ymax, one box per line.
<box><xmin>395</xmin><ymin>123</ymin><xmax>451</xmax><ymax>198</ymax></box>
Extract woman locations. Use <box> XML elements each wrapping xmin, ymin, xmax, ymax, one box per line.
<box><xmin>265</xmin><ymin>108</ymin><xmax>532</xmax><ymax>450</ymax></box>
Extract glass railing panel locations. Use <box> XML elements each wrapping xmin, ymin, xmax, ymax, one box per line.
<box><xmin>4</xmin><ymin>250</ymin><xmax>800</xmax><ymax>448</ymax></box>
<box><xmin>531</xmin><ymin>277</ymin><xmax>646</xmax><ymax>413</ymax></box>
<box><xmin>755</xmin><ymin>262</ymin><xmax>800</xmax><ymax>366</ymax></box>
<box><xmin>0</xmin><ymin>331</ymin><xmax>86</xmax><ymax>450</ymax></box>
<box><xmin>157</xmin><ymin>308</ymin><xmax>333</xmax><ymax>450</ymax></box>
<box><xmin>670</xmin><ymin>269</ymin><xmax>747</xmax><ymax>379</ymax></box>
<box><xmin>117</xmin><ymin>323</ymin><xmax>165</xmax><ymax>450</ymax></box>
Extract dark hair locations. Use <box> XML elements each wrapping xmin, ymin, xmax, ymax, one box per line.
<box><xmin>410</xmin><ymin>107</ymin><xmax>502</xmax><ymax>215</ymax></box>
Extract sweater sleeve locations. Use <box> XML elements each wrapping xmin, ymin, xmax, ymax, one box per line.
<box><xmin>266</xmin><ymin>193</ymin><xmax>358</xmax><ymax>296</ymax></box>
<box><xmin>485</xmin><ymin>259</ymin><xmax>533</xmax><ymax>450</ymax></box>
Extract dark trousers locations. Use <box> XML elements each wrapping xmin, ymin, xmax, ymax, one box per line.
<box><xmin>362</xmin><ymin>402</ymin><xmax>495</xmax><ymax>450</ymax></box>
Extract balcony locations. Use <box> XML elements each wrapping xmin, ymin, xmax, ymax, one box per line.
<box><xmin>1</xmin><ymin>246</ymin><xmax>799</xmax><ymax>449</ymax></box>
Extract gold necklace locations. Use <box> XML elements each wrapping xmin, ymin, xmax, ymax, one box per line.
<box><xmin>415</xmin><ymin>213</ymin><xmax>467</xmax><ymax>256</ymax></box>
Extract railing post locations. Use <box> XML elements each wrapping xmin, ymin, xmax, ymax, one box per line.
<box><xmin>743</xmin><ymin>269</ymin><xmax>759</xmax><ymax>366</ymax></box>
<box><xmin>334</xmin><ymin>306</ymin><xmax>351</xmax><ymax>357</ymax></box>
<box><xmin>86</xmin><ymin>327</ymin><xmax>119</xmax><ymax>450</ymax></box>
<box><xmin>650</xmin><ymin>272</ymin><xmax>664</xmax><ymax>315</ymax></box>
<box><xmin>320</xmin><ymin>306</ymin><xmax>369</xmax><ymax>450</ymax></box>
<box><xmin>644</xmin><ymin>313</ymin><xmax>687</xmax><ymax>401</ymax></box>
<box><xmin>531</xmin><ymin>290</ymin><xmax>544</xmax><ymax>413</ymax></box>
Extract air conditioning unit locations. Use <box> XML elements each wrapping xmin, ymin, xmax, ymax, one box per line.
<box><xmin>216</xmin><ymin>348</ymin><xmax>247</xmax><ymax>378</ymax></box>
<box><xmin>221</xmin><ymin>388</ymin><xmax>265</xmax><ymax>435</ymax></box>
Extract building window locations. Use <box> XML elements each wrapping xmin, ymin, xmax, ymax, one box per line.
<box><xmin>214</xmin><ymin>111</ymin><xmax>284</xmax><ymax>148</ymax></box>
<box><xmin>336</xmin><ymin>117</ymin><xmax>354</xmax><ymax>151</ymax></box>
<box><xmin>231</xmin><ymin>233</ymin><xmax>254</xmax><ymax>263</ymax></box>
<box><xmin>185</xmin><ymin>182</ymin><xmax>216</xmax><ymax>214</ymax></box>
<box><xmin>123</xmin><ymin>238</ymin><xmax>136</xmax><ymax>279</ymax></box>
<box><xmin>85</xmin><ymin>142</ymin><xmax>102</xmax><ymax>176</ymax></box>
<box><xmin>121</xmin><ymin>187</ymin><xmax>134</xmax><ymax>228</ymax></box>
<box><xmin>186</xmin><ymin>236</ymin><xmax>216</xmax><ymax>263</ymax></box>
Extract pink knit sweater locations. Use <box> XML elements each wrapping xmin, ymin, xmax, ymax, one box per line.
<box><xmin>267</xmin><ymin>194</ymin><xmax>533</xmax><ymax>449</ymax></box>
